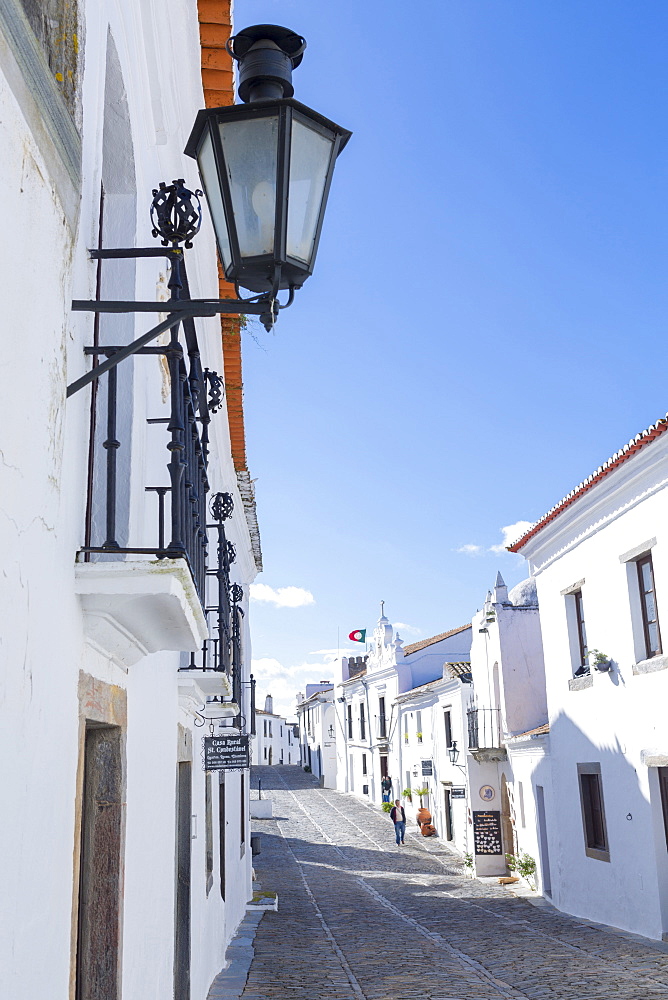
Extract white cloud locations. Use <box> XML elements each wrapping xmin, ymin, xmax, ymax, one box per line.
<box><xmin>488</xmin><ymin>520</ymin><xmax>534</xmax><ymax>553</ymax></box>
<box><xmin>457</xmin><ymin>522</ymin><xmax>533</xmax><ymax>557</ymax></box>
<box><xmin>249</xmin><ymin>583</ymin><xmax>315</xmax><ymax>608</ymax></box>
<box><xmin>310</xmin><ymin>648</ymin><xmax>357</xmax><ymax>661</ymax></box>
<box><xmin>393</xmin><ymin>622</ymin><xmax>422</xmax><ymax>636</ymax></box>
<box><xmin>251</xmin><ymin>650</ymin><xmax>342</xmax><ymax>720</ymax></box>
<box><xmin>457</xmin><ymin>543</ymin><xmax>484</xmax><ymax>556</ymax></box>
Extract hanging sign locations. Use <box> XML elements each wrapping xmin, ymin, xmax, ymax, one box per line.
<box><xmin>203</xmin><ymin>734</ymin><xmax>250</xmax><ymax>771</ymax></box>
<box><xmin>472</xmin><ymin>810</ymin><xmax>503</xmax><ymax>855</ymax></box>
<box><xmin>421</xmin><ymin>759</ymin><xmax>433</xmax><ymax>776</ymax></box>
<box><xmin>451</xmin><ymin>786</ymin><xmax>466</xmax><ymax>799</ymax></box>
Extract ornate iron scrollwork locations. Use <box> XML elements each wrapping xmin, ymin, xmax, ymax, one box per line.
<box><xmin>151</xmin><ymin>179</ymin><xmax>202</xmax><ymax>248</ymax></box>
<box><xmin>210</xmin><ymin>492</ymin><xmax>234</xmax><ymax>522</ymax></box>
<box><xmin>226</xmin><ymin>540</ymin><xmax>237</xmax><ymax>565</ymax></box>
<box><xmin>230</xmin><ymin>583</ymin><xmax>243</xmax><ymax>604</ymax></box>
<box><xmin>204</xmin><ymin>368</ymin><xmax>224</xmax><ymax>413</ymax></box>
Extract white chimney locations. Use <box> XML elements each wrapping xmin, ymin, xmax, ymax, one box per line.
<box><xmin>264</xmin><ymin>694</ymin><xmax>273</xmax><ymax>714</ymax></box>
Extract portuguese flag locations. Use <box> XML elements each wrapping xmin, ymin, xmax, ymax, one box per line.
<box><xmin>349</xmin><ymin>629</ymin><xmax>366</xmax><ymax>643</ymax></box>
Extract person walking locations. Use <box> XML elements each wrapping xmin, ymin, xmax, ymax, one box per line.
<box><xmin>390</xmin><ymin>799</ymin><xmax>406</xmax><ymax>845</ymax></box>
<box><xmin>381</xmin><ymin>775</ymin><xmax>392</xmax><ymax>802</ymax></box>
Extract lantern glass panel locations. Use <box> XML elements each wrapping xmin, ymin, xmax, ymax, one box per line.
<box><xmin>198</xmin><ymin>130</ymin><xmax>231</xmax><ymax>270</ymax></box>
<box><xmin>219</xmin><ymin>116</ymin><xmax>279</xmax><ymax>258</ymax></box>
<box><xmin>287</xmin><ymin>119</ymin><xmax>334</xmax><ymax>265</ymax></box>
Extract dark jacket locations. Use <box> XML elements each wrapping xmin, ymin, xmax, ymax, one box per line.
<box><xmin>390</xmin><ymin>806</ymin><xmax>406</xmax><ymax>823</ymax></box>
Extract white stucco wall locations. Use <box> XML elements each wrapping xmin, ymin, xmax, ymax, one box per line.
<box><xmin>0</xmin><ymin>3</ymin><xmax>258</xmax><ymax>997</ymax></box>
<box><xmin>252</xmin><ymin>711</ymin><xmax>297</xmax><ymax>766</ymax></box>
<box><xmin>519</xmin><ymin>430</ymin><xmax>668</xmax><ymax>940</ymax></box>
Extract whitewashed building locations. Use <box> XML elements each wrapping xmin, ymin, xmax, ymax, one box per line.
<box><xmin>464</xmin><ymin>573</ymin><xmax>549</xmax><ymax>885</ymax></box>
<box><xmin>296</xmin><ymin>684</ymin><xmax>337</xmax><ymax>786</ymax></box>
<box><xmin>394</xmin><ymin>667</ymin><xmax>471</xmax><ymax>849</ymax></box>
<box><xmin>334</xmin><ymin>609</ymin><xmax>472</xmax><ymax>808</ymax></box>
<box><xmin>252</xmin><ymin>696</ymin><xmax>298</xmax><ymax>766</ymax></box>
<box><xmin>0</xmin><ymin>3</ymin><xmax>263</xmax><ymax>998</ymax></box>
<box><xmin>509</xmin><ymin>413</ymin><xmax>668</xmax><ymax>941</ymax></box>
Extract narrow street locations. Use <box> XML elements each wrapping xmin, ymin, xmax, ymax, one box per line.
<box><xmin>224</xmin><ymin>766</ymin><xmax>668</xmax><ymax>1000</ymax></box>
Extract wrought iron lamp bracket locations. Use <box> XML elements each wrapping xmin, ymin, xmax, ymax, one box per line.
<box><xmin>68</xmin><ymin>245</ymin><xmax>282</xmax><ymax>398</ymax></box>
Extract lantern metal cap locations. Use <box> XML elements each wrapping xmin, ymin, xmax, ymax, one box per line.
<box><xmin>227</xmin><ymin>24</ymin><xmax>307</xmax><ymax>103</ymax></box>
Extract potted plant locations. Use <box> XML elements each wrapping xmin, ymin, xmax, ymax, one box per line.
<box><xmin>416</xmin><ymin>731</ymin><xmax>423</xmax><ymax>743</ymax></box>
<box><xmin>588</xmin><ymin>648</ymin><xmax>612</xmax><ymax>672</ymax></box>
<box><xmin>413</xmin><ymin>786</ymin><xmax>430</xmax><ymax>826</ymax></box>
<box><xmin>402</xmin><ymin>787</ymin><xmax>413</xmax><ymax>803</ymax></box>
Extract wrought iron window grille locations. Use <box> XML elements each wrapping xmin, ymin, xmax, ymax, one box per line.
<box><xmin>467</xmin><ymin>707</ymin><xmax>502</xmax><ymax>750</ymax></box>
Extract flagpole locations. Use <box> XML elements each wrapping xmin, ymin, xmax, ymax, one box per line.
<box><xmin>337</xmin><ymin>626</ymin><xmax>340</xmax><ymax>661</ymax></box>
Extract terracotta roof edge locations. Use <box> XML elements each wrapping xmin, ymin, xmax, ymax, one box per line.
<box><xmin>508</xmin><ymin>413</ymin><xmax>668</xmax><ymax>552</ymax></box>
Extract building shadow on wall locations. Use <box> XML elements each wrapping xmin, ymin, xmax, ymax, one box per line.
<box><xmin>529</xmin><ymin>708</ymin><xmax>666</xmax><ymax>941</ymax></box>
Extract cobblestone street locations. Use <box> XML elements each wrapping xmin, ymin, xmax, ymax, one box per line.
<box><xmin>223</xmin><ymin>766</ymin><xmax>668</xmax><ymax>1000</ymax></box>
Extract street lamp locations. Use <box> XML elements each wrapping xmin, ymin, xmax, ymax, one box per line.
<box><xmin>185</xmin><ymin>24</ymin><xmax>351</xmax><ymax>299</ymax></box>
<box><xmin>68</xmin><ymin>24</ymin><xmax>349</xmax><ymax>398</ymax></box>
<box><xmin>448</xmin><ymin>741</ymin><xmax>460</xmax><ymax>765</ymax></box>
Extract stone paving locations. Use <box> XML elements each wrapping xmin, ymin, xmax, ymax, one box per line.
<box><xmin>235</xmin><ymin>767</ymin><xmax>668</xmax><ymax>1000</ymax></box>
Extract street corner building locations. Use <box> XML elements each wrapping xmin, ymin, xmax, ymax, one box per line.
<box><xmin>0</xmin><ymin>2</ymin><xmax>264</xmax><ymax>998</ymax></box>
<box><xmin>507</xmin><ymin>412</ymin><xmax>668</xmax><ymax>942</ymax></box>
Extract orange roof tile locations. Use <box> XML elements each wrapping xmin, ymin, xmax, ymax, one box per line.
<box><xmin>196</xmin><ymin>1</ymin><xmax>261</xmax><ymax>569</ymax></box>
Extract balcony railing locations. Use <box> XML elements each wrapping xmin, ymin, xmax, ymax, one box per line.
<box><xmin>467</xmin><ymin>707</ymin><xmax>502</xmax><ymax>750</ymax></box>
<box><xmin>82</xmin><ymin>254</ymin><xmax>223</xmax><ymax>607</ymax></box>
<box><xmin>180</xmin><ymin>492</ymin><xmax>244</xmax><ymax>689</ymax></box>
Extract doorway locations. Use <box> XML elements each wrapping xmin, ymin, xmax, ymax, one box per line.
<box><xmin>76</xmin><ymin>725</ymin><xmax>123</xmax><ymax>1000</ymax></box>
<box><xmin>443</xmin><ymin>788</ymin><xmax>454</xmax><ymax>841</ymax></box>
<box><xmin>174</xmin><ymin>761</ymin><xmax>192</xmax><ymax>1000</ymax></box>
<box><xmin>500</xmin><ymin>774</ymin><xmax>515</xmax><ymax>863</ymax></box>
<box><xmin>219</xmin><ymin>772</ymin><xmax>226</xmax><ymax>900</ymax></box>
<box><xmin>535</xmin><ymin>784</ymin><xmax>552</xmax><ymax>897</ymax></box>
<box><xmin>380</xmin><ymin>755</ymin><xmax>389</xmax><ymax>779</ymax></box>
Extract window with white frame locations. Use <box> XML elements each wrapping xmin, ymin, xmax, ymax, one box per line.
<box><xmin>563</xmin><ymin>581</ymin><xmax>589</xmax><ymax>675</ymax></box>
<box><xmin>577</xmin><ymin>763</ymin><xmax>609</xmax><ymax>862</ymax></box>
<box><xmin>638</xmin><ymin>555</ymin><xmax>662</xmax><ymax>658</ymax></box>
<box><xmin>416</xmin><ymin>710</ymin><xmax>423</xmax><ymax>743</ymax></box>
<box><xmin>443</xmin><ymin>709</ymin><xmax>452</xmax><ymax>747</ymax></box>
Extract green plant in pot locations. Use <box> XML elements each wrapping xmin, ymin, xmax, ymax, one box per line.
<box><xmin>588</xmin><ymin>648</ymin><xmax>611</xmax><ymax>672</ymax></box>
<box><xmin>413</xmin><ymin>786</ymin><xmax>429</xmax><ymax>807</ymax></box>
<box><xmin>381</xmin><ymin>801</ymin><xmax>392</xmax><ymax>813</ymax></box>
<box><xmin>413</xmin><ymin>785</ymin><xmax>431</xmax><ymax>827</ymax></box>
<box><xmin>402</xmin><ymin>787</ymin><xmax>413</xmax><ymax>802</ymax></box>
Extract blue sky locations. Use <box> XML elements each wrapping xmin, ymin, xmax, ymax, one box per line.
<box><xmin>233</xmin><ymin>0</ymin><xmax>668</xmax><ymax>718</ymax></box>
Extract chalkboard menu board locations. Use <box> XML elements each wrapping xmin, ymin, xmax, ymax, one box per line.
<box><xmin>203</xmin><ymin>734</ymin><xmax>250</xmax><ymax>771</ymax></box>
<box><xmin>473</xmin><ymin>810</ymin><xmax>503</xmax><ymax>854</ymax></box>
<box><xmin>421</xmin><ymin>759</ymin><xmax>433</xmax><ymax>776</ymax></box>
